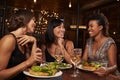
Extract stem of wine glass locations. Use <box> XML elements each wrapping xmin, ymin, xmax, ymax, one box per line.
<box><xmin>72</xmin><ymin>63</ymin><xmax>77</xmax><ymax>77</ymax></box>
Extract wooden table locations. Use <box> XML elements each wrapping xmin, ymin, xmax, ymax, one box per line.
<box><xmin>62</xmin><ymin>68</ymin><xmax>120</xmax><ymax>80</ymax></box>
<box><xmin>27</xmin><ymin>68</ymin><xmax>120</xmax><ymax>80</ymax></box>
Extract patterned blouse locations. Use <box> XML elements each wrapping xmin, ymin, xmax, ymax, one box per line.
<box><xmin>86</xmin><ymin>37</ymin><xmax>116</xmax><ymax>63</ymax></box>
<box><xmin>86</xmin><ymin>37</ymin><xmax>120</xmax><ymax>75</ymax></box>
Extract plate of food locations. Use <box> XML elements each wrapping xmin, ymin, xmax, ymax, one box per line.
<box><xmin>23</xmin><ymin>70</ymin><xmax>62</xmax><ymax>78</ymax></box>
<box><xmin>77</xmin><ymin>61</ymin><xmax>102</xmax><ymax>71</ymax></box>
<box><xmin>58</xmin><ymin>63</ymin><xmax>72</xmax><ymax>69</ymax></box>
<box><xmin>23</xmin><ymin>63</ymin><xmax>62</xmax><ymax>78</ymax></box>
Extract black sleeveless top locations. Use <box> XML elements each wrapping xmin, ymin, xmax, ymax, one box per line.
<box><xmin>45</xmin><ymin>49</ymin><xmax>56</xmax><ymax>62</ymax></box>
<box><xmin>7</xmin><ymin>33</ymin><xmax>27</xmax><ymax>80</ymax></box>
<box><xmin>45</xmin><ymin>40</ymin><xmax>68</xmax><ymax>63</ymax></box>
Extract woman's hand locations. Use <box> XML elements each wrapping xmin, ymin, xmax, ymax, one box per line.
<box><xmin>57</xmin><ymin>38</ymin><xmax>64</xmax><ymax>47</ymax></box>
<box><xmin>26</xmin><ymin>48</ymin><xmax>42</xmax><ymax>66</ymax></box>
<box><xmin>93</xmin><ymin>67</ymin><xmax>108</xmax><ymax>76</ymax></box>
<box><xmin>17</xmin><ymin>35</ymin><xmax>36</xmax><ymax>46</ymax></box>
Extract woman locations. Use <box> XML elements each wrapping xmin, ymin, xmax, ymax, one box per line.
<box><xmin>0</xmin><ymin>9</ymin><xmax>42</xmax><ymax>80</ymax></box>
<box><xmin>82</xmin><ymin>13</ymin><xmax>118</xmax><ymax>76</ymax></box>
<box><xmin>41</xmin><ymin>19</ymin><xmax>74</xmax><ymax>64</ymax></box>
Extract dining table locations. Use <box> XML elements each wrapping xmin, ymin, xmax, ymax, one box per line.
<box><xmin>27</xmin><ymin>67</ymin><xmax>120</xmax><ymax>80</ymax></box>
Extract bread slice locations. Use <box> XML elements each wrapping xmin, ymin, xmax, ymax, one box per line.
<box><xmin>29</xmin><ymin>69</ymin><xmax>49</xmax><ymax>76</ymax></box>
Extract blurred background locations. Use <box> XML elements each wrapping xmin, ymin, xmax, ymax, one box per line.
<box><xmin>0</xmin><ymin>0</ymin><xmax>120</xmax><ymax>70</ymax></box>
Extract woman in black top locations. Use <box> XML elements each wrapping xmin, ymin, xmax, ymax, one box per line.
<box><xmin>41</xmin><ymin>19</ymin><xmax>74</xmax><ymax>64</ymax></box>
<box><xmin>0</xmin><ymin>9</ymin><xmax>42</xmax><ymax>80</ymax></box>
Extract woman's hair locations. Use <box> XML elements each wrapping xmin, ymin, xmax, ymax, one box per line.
<box><xmin>8</xmin><ymin>9</ymin><xmax>34</xmax><ymax>32</ymax></box>
<box><xmin>45</xmin><ymin>18</ymin><xmax>63</xmax><ymax>46</ymax></box>
<box><xmin>87</xmin><ymin>13</ymin><xmax>109</xmax><ymax>36</ymax></box>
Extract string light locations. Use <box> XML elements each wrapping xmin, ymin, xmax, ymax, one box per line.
<box><xmin>35</xmin><ymin>10</ymin><xmax>59</xmax><ymax>34</ymax></box>
<box><xmin>6</xmin><ymin>7</ymin><xmax>59</xmax><ymax>35</ymax></box>
<box><xmin>69</xmin><ymin>0</ymin><xmax>72</xmax><ymax>8</ymax></box>
<box><xmin>34</xmin><ymin>0</ymin><xmax>37</xmax><ymax>3</ymax></box>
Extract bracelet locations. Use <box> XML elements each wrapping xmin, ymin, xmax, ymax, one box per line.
<box><xmin>106</xmin><ymin>65</ymin><xmax>117</xmax><ymax>74</ymax></box>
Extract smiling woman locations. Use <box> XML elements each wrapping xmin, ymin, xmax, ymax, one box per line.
<box><xmin>0</xmin><ymin>9</ymin><xmax>42</xmax><ymax>80</ymax></box>
<box><xmin>82</xmin><ymin>13</ymin><xmax>119</xmax><ymax>76</ymax></box>
<box><xmin>40</xmin><ymin>18</ymin><xmax>74</xmax><ymax>64</ymax></box>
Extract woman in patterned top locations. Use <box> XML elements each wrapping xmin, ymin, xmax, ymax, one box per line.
<box><xmin>82</xmin><ymin>13</ymin><xmax>119</xmax><ymax>76</ymax></box>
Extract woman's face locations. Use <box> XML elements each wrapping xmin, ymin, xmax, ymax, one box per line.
<box><xmin>53</xmin><ymin>23</ymin><xmax>65</xmax><ymax>38</ymax></box>
<box><xmin>88</xmin><ymin>20</ymin><xmax>102</xmax><ymax>37</ymax></box>
<box><xmin>26</xmin><ymin>17</ymin><xmax>36</xmax><ymax>33</ymax></box>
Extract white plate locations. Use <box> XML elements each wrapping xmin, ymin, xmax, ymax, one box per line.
<box><xmin>59</xmin><ymin>64</ymin><xmax>72</xmax><ymax>69</ymax></box>
<box><xmin>77</xmin><ymin>64</ymin><xmax>94</xmax><ymax>71</ymax></box>
<box><xmin>23</xmin><ymin>71</ymin><xmax>62</xmax><ymax>78</ymax></box>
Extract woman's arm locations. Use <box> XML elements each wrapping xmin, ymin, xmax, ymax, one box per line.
<box><xmin>82</xmin><ymin>44</ymin><xmax>89</xmax><ymax>62</ymax></box>
<box><xmin>0</xmin><ymin>35</ymin><xmax>42</xmax><ymax>80</ymax></box>
<box><xmin>61</xmin><ymin>40</ymin><xmax>74</xmax><ymax>64</ymax></box>
<box><xmin>107</xmin><ymin>43</ymin><xmax>117</xmax><ymax>72</ymax></box>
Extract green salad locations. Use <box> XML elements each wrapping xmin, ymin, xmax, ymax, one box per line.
<box><xmin>31</xmin><ymin>63</ymin><xmax>58</xmax><ymax>76</ymax></box>
<box><xmin>30</xmin><ymin>62</ymin><xmax>71</xmax><ymax>76</ymax></box>
<box><xmin>82</xmin><ymin>61</ymin><xmax>103</xmax><ymax>69</ymax></box>
<box><xmin>48</xmin><ymin>62</ymin><xmax>71</xmax><ymax>69</ymax></box>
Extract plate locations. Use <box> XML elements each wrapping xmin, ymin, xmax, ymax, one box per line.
<box><xmin>76</xmin><ymin>64</ymin><xmax>94</xmax><ymax>71</ymax></box>
<box><xmin>23</xmin><ymin>71</ymin><xmax>62</xmax><ymax>78</ymax></box>
<box><xmin>59</xmin><ymin>63</ymin><xmax>72</xmax><ymax>69</ymax></box>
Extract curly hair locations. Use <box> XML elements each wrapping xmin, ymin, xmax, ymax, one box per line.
<box><xmin>87</xmin><ymin>13</ymin><xmax>109</xmax><ymax>36</ymax></box>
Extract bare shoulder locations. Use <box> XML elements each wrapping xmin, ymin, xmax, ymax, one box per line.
<box><xmin>65</xmin><ymin>40</ymin><xmax>74</xmax><ymax>49</ymax></box>
<box><xmin>0</xmin><ymin>34</ymin><xmax>16</xmax><ymax>42</ymax></box>
<box><xmin>65</xmin><ymin>40</ymin><xmax>74</xmax><ymax>45</ymax></box>
<box><xmin>0</xmin><ymin>34</ymin><xmax>16</xmax><ymax>49</ymax></box>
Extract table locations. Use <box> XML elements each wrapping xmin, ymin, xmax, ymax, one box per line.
<box><xmin>27</xmin><ymin>68</ymin><xmax>120</xmax><ymax>80</ymax></box>
<box><xmin>62</xmin><ymin>69</ymin><xmax>120</xmax><ymax>80</ymax></box>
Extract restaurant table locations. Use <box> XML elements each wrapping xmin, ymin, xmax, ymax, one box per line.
<box><xmin>27</xmin><ymin>68</ymin><xmax>120</xmax><ymax>80</ymax></box>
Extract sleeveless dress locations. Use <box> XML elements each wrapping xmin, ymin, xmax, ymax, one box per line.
<box><xmin>87</xmin><ymin>37</ymin><xmax>120</xmax><ymax>75</ymax></box>
<box><xmin>87</xmin><ymin>37</ymin><xmax>115</xmax><ymax>63</ymax></box>
<box><xmin>7</xmin><ymin>33</ymin><xmax>27</xmax><ymax>80</ymax></box>
<box><xmin>45</xmin><ymin>40</ymin><xmax>68</xmax><ymax>63</ymax></box>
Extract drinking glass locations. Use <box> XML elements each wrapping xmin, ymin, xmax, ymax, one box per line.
<box><xmin>70</xmin><ymin>48</ymin><xmax>82</xmax><ymax>77</ymax></box>
<box><xmin>54</xmin><ymin>46</ymin><xmax>64</xmax><ymax>64</ymax></box>
<box><xmin>40</xmin><ymin>51</ymin><xmax>46</xmax><ymax>66</ymax></box>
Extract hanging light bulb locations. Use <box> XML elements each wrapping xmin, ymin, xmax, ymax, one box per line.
<box><xmin>34</xmin><ymin>0</ymin><xmax>37</xmax><ymax>3</ymax></box>
<box><xmin>69</xmin><ymin>0</ymin><xmax>72</xmax><ymax>8</ymax></box>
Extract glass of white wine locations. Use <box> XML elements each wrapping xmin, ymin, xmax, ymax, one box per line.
<box><xmin>70</xmin><ymin>48</ymin><xmax>82</xmax><ymax>77</ymax></box>
<box><xmin>54</xmin><ymin>46</ymin><xmax>64</xmax><ymax>64</ymax></box>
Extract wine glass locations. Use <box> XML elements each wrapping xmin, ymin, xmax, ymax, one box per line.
<box><xmin>54</xmin><ymin>46</ymin><xmax>64</xmax><ymax>64</ymax></box>
<box><xmin>70</xmin><ymin>48</ymin><xmax>82</xmax><ymax>77</ymax></box>
<box><xmin>40</xmin><ymin>51</ymin><xmax>46</xmax><ymax>66</ymax></box>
